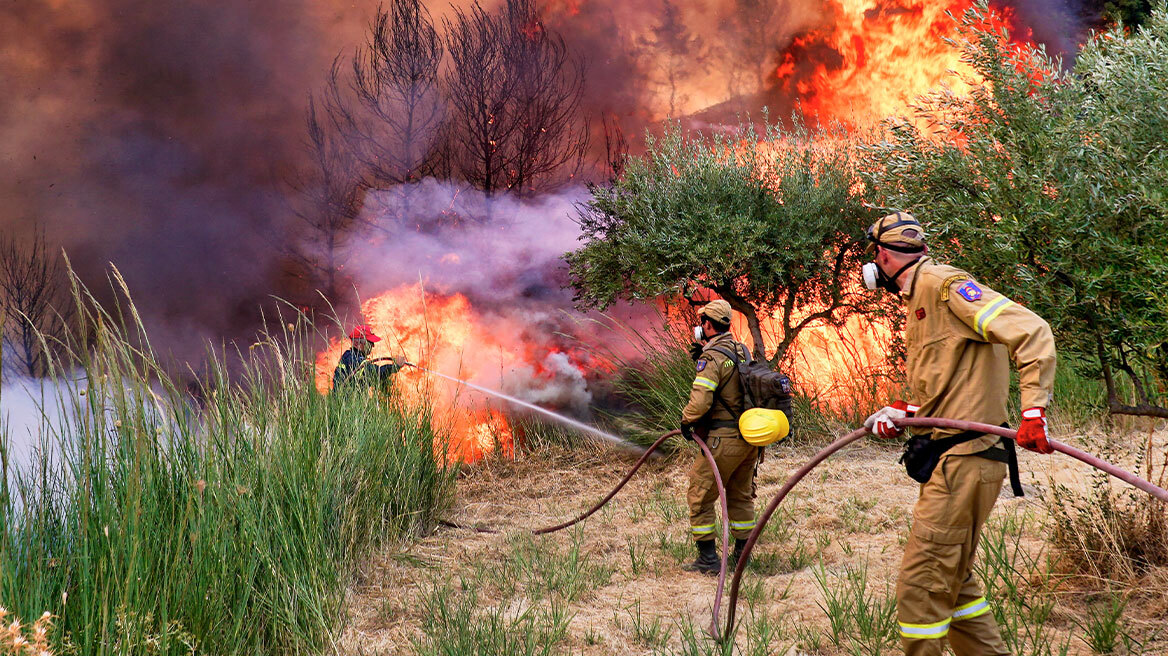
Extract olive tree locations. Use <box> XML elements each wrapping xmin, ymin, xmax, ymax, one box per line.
<box><xmin>863</xmin><ymin>2</ymin><xmax>1168</xmax><ymax>417</ymax></box>
<box><xmin>568</xmin><ymin>118</ymin><xmax>879</xmax><ymax>366</ymax></box>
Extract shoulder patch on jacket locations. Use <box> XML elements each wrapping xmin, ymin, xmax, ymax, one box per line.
<box><xmin>956</xmin><ymin>281</ymin><xmax>983</xmax><ymax>302</ymax></box>
<box><xmin>696</xmin><ymin>360</ymin><xmax>707</xmax><ymax>372</ymax></box>
<box><xmin>939</xmin><ymin>274</ymin><xmax>968</xmax><ymax>302</ymax></box>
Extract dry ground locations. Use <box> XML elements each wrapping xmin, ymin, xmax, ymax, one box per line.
<box><xmin>337</xmin><ymin>426</ymin><xmax>1168</xmax><ymax>655</ymax></box>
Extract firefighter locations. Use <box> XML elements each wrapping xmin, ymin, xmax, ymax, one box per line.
<box><xmin>679</xmin><ymin>300</ymin><xmax>757</xmax><ymax>575</ymax></box>
<box><xmin>332</xmin><ymin>325</ymin><xmax>405</xmax><ymax>391</ymax></box>
<box><xmin>861</xmin><ymin>212</ymin><xmax>1056</xmax><ymax>656</ymax></box>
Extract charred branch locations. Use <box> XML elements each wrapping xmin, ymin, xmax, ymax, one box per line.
<box><xmin>334</xmin><ymin>0</ymin><xmax>445</xmax><ymax>190</ymax></box>
<box><xmin>284</xmin><ymin>98</ymin><xmax>368</xmax><ymax>305</ymax></box>
<box><xmin>444</xmin><ymin>0</ymin><xmax>588</xmax><ymax>199</ymax></box>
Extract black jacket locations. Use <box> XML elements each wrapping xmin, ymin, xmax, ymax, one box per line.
<box><xmin>332</xmin><ymin>348</ymin><xmax>399</xmax><ymax>390</ymax></box>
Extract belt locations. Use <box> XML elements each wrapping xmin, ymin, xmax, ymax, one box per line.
<box><xmin>932</xmin><ymin>427</ymin><xmax>1023</xmax><ymax>498</ymax></box>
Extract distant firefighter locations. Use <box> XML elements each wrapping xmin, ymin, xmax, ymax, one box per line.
<box><xmin>332</xmin><ymin>325</ymin><xmax>404</xmax><ymax>391</ymax></box>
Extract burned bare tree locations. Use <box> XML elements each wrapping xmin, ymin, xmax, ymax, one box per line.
<box><xmin>285</xmin><ymin>98</ymin><xmax>366</xmax><ymax>306</ymax></box>
<box><xmin>444</xmin><ymin>0</ymin><xmax>588</xmax><ymax>199</ymax></box>
<box><xmin>723</xmin><ymin>0</ymin><xmax>780</xmax><ymax>94</ymax></box>
<box><xmin>640</xmin><ymin>0</ymin><xmax>709</xmax><ymax>118</ymax></box>
<box><xmin>601</xmin><ymin>114</ymin><xmax>629</xmax><ymax>183</ymax></box>
<box><xmin>501</xmin><ymin>0</ymin><xmax>589</xmax><ymax>195</ymax></box>
<box><xmin>326</xmin><ymin>0</ymin><xmax>444</xmax><ymax>192</ymax></box>
<box><xmin>0</xmin><ymin>229</ymin><xmax>70</xmax><ymax>377</ymax></box>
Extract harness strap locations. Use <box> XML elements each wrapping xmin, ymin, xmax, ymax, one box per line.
<box><xmin>918</xmin><ymin>427</ymin><xmax>1024</xmax><ymax>498</ymax></box>
<box><xmin>973</xmin><ymin>439</ymin><xmax>1024</xmax><ymax>497</ymax></box>
<box><xmin>709</xmin><ymin>344</ymin><xmax>750</xmax><ymax>420</ymax></box>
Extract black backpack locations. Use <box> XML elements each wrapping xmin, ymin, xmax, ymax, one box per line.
<box><xmin>710</xmin><ymin>344</ymin><xmax>794</xmax><ymax>425</ymax></box>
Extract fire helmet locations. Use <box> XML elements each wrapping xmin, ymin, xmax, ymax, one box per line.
<box><xmin>738</xmin><ymin>408</ymin><xmax>790</xmax><ymax>447</ymax></box>
<box><xmin>348</xmin><ymin>325</ymin><xmax>381</xmax><ymax>342</ymax></box>
<box><xmin>699</xmin><ymin>299</ymin><xmax>733</xmax><ymax>324</ymax></box>
<box><xmin>865</xmin><ymin>212</ymin><xmax>926</xmax><ymax>253</ymax></box>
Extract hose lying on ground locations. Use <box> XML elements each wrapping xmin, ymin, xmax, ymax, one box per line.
<box><xmin>722</xmin><ymin>418</ymin><xmax>1168</xmax><ymax>636</ymax></box>
<box><xmin>533</xmin><ymin>430</ymin><xmax>734</xmax><ymax>639</ymax></box>
<box><xmin>532</xmin><ymin>430</ymin><xmax>682</xmax><ymax>535</ymax></box>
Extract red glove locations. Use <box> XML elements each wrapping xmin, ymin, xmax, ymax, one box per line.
<box><xmin>864</xmin><ymin>400</ymin><xmax>920</xmax><ymax>439</ymax></box>
<box><xmin>1016</xmin><ymin>407</ymin><xmax>1053</xmax><ymax>454</ymax></box>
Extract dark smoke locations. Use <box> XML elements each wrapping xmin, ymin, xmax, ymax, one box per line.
<box><xmin>1</xmin><ymin>0</ymin><xmax>1093</xmax><ymax>367</ymax></box>
<box><xmin>1</xmin><ymin>0</ymin><xmax>366</xmax><ymax>361</ymax></box>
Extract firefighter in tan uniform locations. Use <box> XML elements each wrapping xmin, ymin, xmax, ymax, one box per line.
<box><xmin>861</xmin><ymin>213</ymin><xmax>1056</xmax><ymax>656</ymax></box>
<box><xmin>679</xmin><ymin>300</ymin><xmax>757</xmax><ymax>575</ymax></box>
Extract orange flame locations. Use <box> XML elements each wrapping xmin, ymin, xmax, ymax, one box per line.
<box><xmin>315</xmin><ymin>284</ymin><xmax>537</xmax><ymax>463</ymax></box>
<box><xmin>315</xmin><ymin>283</ymin><xmax>599</xmax><ymax>463</ymax></box>
<box><xmin>772</xmin><ymin>0</ymin><xmax>1030</xmax><ymax>127</ymax></box>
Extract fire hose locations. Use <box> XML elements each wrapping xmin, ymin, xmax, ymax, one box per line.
<box><xmin>531</xmin><ymin>418</ymin><xmax>1168</xmax><ymax>641</ymax></box>
<box><xmin>532</xmin><ymin>429</ymin><xmax>734</xmax><ymax>637</ymax></box>
<box><xmin>722</xmin><ymin>417</ymin><xmax>1168</xmax><ymax>636</ymax></box>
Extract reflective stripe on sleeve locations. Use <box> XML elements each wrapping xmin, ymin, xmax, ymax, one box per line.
<box><xmin>693</xmin><ymin>377</ymin><xmax>718</xmax><ymax>391</ymax></box>
<box><xmin>951</xmin><ymin>597</ymin><xmax>991</xmax><ymax>621</ymax></box>
<box><xmin>691</xmin><ymin>524</ymin><xmax>716</xmax><ymax>536</ymax></box>
<box><xmin>973</xmin><ymin>297</ymin><xmax>1016</xmax><ymax>338</ymax></box>
<box><xmin>899</xmin><ymin>618</ymin><xmax>950</xmax><ymax>639</ymax></box>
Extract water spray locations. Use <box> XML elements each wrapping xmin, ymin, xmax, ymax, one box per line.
<box><xmin>401</xmin><ymin>361</ymin><xmax>646</xmax><ymax>453</ymax></box>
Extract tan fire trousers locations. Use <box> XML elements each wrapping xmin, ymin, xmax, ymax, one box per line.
<box><xmin>687</xmin><ymin>435</ymin><xmax>758</xmax><ymax>542</ymax></box>
<box><xmin>898</xmin><ymin>453</ymin><xmax>1010</xmax><ymax>656</ymax></box>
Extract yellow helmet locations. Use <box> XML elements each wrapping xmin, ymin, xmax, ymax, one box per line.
<box><xmin>738</xmin><ymin>408</ymin><xmax>789</xmax><ymax>447</ymax></box>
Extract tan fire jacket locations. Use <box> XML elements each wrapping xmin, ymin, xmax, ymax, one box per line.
<box><xmin>682</xmin><ymin>332</ymin><xmax>750</xmax><ymax>437</ymax></box>
<box><xmin>901</xmin><ymin>257</ymin><xmax>1057</xmax><ymax>454</ymax></box>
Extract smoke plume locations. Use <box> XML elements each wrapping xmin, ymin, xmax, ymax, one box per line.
<box><xmin>1</xmin><ymin>0</ymin><xmax>1093</xmax><ymax>367</ymax></box>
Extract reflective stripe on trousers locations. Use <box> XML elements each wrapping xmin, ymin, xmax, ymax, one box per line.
<box><xmin>898</xmin><ymin>596</ymin><xmax>990</xmax><ymax>639</ymax></box>
<box><xmin>691</xmin><ymin>523</ymin><xmax>715</xmax><ymax>537</ymax></box>
<box><xmin>729</xmin><ymin>518</ymin><xmax>756</xmax><ymax>532</ymax></box>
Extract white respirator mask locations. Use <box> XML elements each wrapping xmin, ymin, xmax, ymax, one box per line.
<box><xmin>862</xmin><ymin>262</ymin><xmax>880</xmax><ymax>291</ymax></box>
<box><xmin>693</xmin><ymin>325</ymin><xmax>704</xmax><ymax>342</ymax></box>
<box><xmin>863</xmin><ymin>258</ymin><xmax>921</xmax><ymax>294</ymax></box>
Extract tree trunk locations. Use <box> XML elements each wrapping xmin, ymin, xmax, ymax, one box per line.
<box><xmin>713</xmin><ymin>284</ymin><xmax>766</xmax><ymax>362</ymax></box>
<box><xmin>1094</xmin><ymin>326</ymin><xmax>1168</xmax><ymax>418</ymax></box>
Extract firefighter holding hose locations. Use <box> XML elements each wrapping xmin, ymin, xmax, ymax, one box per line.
<box><xmin>862</xmin><ymin>212</ymin><xmax>1056</xmax><ymax>656</ymax></box>
<box><xmin>332</xmin><ymin>325</ymin><xmax>405</xmax><ymax>391</ymax></box>
<box><xmin>679</xmin><ymin>300</ymin><xmax>758</xmax><ymax>574</ymax></box>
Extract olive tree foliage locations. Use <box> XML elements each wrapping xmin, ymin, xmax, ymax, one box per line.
<box><xmin>863</xmin><ymin>2</ymin><xmax>1168</xmax><ymax>417</ymax></box>
<box><xmin>567</xmin><ymin>119</ymin><xmax>879</xmax><ymax>366</ymax></box>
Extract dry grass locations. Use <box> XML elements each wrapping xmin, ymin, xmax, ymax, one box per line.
<box><xmin>336</xmin><ymin>425</ymin><xmax>1168</xmax><ymax>655</ymax></box>
<box><xmin>0</xmin><ymin>608</ymin><xmax>54</xmax><ymax>656</ymax></box>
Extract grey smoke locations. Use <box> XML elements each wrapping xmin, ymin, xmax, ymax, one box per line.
<box><xmin>341</xmin><ymin>180</ymin><xmax>657</xmax><ymax>416</ymax></box>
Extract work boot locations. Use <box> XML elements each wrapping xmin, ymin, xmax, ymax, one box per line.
<box><xmin>683</xmin><ymin>539</ymin><xmax>721</xmax><ymax>576</ymax></box>
<box><xmin>729</xmin><ymin>538</ymin><xmax>750</xmax><ymax>569</ymax></box>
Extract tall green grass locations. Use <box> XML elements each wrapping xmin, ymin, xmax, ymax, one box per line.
<box><xmin>584</xmin><ymin>315</ymin><xmax>695</xmax><ymax>450</ymax></box>
<box><xmin>0</xmin><ymin>271</ymin><xmax>454</xmax><ymax>654</ymax></box>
